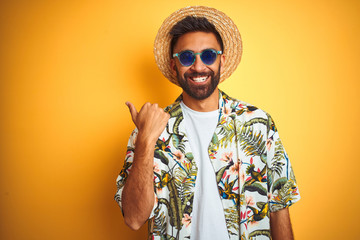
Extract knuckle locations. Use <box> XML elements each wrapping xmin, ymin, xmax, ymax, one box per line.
<box><xmin>142</xmin><ymin>102</ymin><xmax>152</xmax><ymax>112</ymax></box>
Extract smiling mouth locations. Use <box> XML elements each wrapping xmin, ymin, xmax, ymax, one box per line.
<box><xmin>189</xmin><ymin>76</ymin><xmax>209</xmax><ymax>83</ymax></box>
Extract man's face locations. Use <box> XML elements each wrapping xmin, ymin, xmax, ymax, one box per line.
<box><xmin>171</xmin><ymin>32</ymin><xmax>225</xmax><ymax>100</ymax></box>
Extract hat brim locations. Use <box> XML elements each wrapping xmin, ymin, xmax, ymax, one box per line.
<box><xmin>154</xmin><ymin>6</ymin><xmax>242</xmax><ymax>86</ymax></box>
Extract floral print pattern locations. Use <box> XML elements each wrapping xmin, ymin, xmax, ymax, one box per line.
<box><xmin>115</xmin><ymin>90</ymin><xmax>300</xmax><ymax>239</ymax></box>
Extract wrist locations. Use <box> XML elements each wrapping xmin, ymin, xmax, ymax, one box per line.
<box><xmin>136</xmin><ymin>131</ymin><xmax>158</xmax><ymax>148</ymax></box>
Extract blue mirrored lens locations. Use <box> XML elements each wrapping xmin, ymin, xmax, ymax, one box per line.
<box><xmin>177</xmin><ymin>49</ymin><xmax>219</xmax><ymax>66</ymax></box>
<box><xmin>201</xmin><ymin>49</ymin><xmax>217</xmax><ymax>65</ymax></box>
<box><xmin>179</xmin><ymin>51</ymin><xmax>195</xmax><ymax>66</ymax></box>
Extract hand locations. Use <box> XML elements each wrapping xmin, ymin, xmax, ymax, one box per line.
<box><xmin>126</xmin><ymin>101</ymin><xmax>170</xmax><ymax>143</ymax></box>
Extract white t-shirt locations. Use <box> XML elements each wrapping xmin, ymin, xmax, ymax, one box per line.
<box><xmin>180</xmin><ymin>102</ymin><xmax>229</xmax><ymax>240</ymax></box>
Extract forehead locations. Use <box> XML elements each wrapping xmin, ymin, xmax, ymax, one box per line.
<box><xmin>173</xmin><ymin>32</ymin><xmax>221</xmax><ymax>53</ymax></box>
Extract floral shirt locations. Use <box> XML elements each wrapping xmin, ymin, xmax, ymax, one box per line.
<box><xmin>115</xmin><ymin>90</ymin><xmax>300</xmax><ymax>240</ymax></box>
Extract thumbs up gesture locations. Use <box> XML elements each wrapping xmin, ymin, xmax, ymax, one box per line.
<box><xmin>126</xmin><ymin>102</ymin><xmax>170</xmax><ymax>144</ymax></box>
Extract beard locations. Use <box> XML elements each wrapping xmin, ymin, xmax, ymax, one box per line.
<box><xmin>176</xmin><ymin>64</ymin><xmax>221</xmax><ymax>100</ymax></box>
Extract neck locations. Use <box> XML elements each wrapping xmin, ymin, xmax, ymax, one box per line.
<box><xmin>182</xmin><ymin>88</ymin><xmax>219</xmax><ymax>112</ymax></box>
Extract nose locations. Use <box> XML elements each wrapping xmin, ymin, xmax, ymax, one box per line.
<box><xmin>190</xmin><ymin>55</ymin><xmax>206</xmax><ymax>72</ymax></box>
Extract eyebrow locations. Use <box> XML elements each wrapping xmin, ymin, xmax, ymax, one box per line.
<box><xmin>175</xmin><ymin>48</ymin><xmax>218</xmax><ymax>53</ymax></box>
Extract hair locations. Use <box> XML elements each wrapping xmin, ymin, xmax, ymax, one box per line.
<box><xmin>169</xmin><ymin>16</ymin><xmax>224</xmax><ymax>57</ymax></box>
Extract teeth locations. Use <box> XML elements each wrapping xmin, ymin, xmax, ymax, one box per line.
<box><xmin>191</xmin><ymin>76</ymin><xmax>208</xmax><ymax>82</ymax></box>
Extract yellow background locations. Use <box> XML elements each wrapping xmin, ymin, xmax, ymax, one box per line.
<box><xmin>1</xmin><ymin>0</ymin><xmax>359</xmax><ymax>239</ymax></box>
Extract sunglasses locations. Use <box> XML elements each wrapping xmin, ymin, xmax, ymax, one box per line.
<box><xmin>172</xmin><ymin>49</ymin><xmax>222</xmax><ymax>67</ymax></box>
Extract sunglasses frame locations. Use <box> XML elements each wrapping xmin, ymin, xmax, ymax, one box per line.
<box><xmin>172</xmin><ymin>48</ymin><xmax>222</xmax><ymax>67</ymax></box>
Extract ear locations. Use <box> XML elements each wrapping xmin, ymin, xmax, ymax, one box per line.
<box><xmin>170</xmin><ymin>58</ymin><xmax>177</xmax><ymax>75</ymax></box>
<box><xmin>220</xmin><ymin>54</ymin><xmax>226</xmax><ymax>74</ymax></box>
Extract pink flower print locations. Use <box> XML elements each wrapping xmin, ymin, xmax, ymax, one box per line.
<box><xmin>153</xmin><ymin>162</ymin><xmax>160</xmax><ymax>173</ymax></box>
<box><xmin>221</xmin><ymin>152</ymin><xmax>233</xmax><ymax>162</ymax></box>
<box><xmin>240</xmin><ymin>171</ymin><xmax>245</xmax><ymax>183</ymax></box>
<box><xmin>267</xmin><ymin>192</ymin><xmax>273</xmax><ymax>201</ymax></box>
<box><xmin>222</xmin><ymin>106</ymin><xmax>232</xmax><ymax>117</ymax></box>
<box><xmin>229</xmin><ymin>161</ymin><xmax>240</xmax><ymax>175</ymax></box>
<box><xmin>182</xmin><ymin>213</ymin><xmax>191</xmax><ymax>227</ymax></box>
<box><xmin>246</xmin><ymin>196</ymin><xmax>255</xmax><ymax>206</ymax></box>
<box><xmin>173</xmin><ymin>150</ymin><xmax>184</xmax><ymax>162</ymax></box>
<box><xmin>266</xmin><ymin>138</ymin><xmax>273</xmax><ymax>151</ymax></box>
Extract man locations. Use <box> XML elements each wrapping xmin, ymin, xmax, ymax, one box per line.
<box><xmin>115</xmin><ymin>6</ymin><xmax>300</xmax><ymax>240</ymax></box>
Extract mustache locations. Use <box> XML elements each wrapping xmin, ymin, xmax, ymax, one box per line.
<box><xmin>184</xmin><ymin>71</ymin><xmax>214</xmax><ymax>78</ymax></box>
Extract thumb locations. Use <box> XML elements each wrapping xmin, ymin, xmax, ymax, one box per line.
<box><xmin>125</xmin><ymin>101</ymin><xmax>138</xmax><ymax>124</ymax></box>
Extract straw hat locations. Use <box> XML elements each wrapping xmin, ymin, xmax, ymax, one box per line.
<box><xmin>154</xmin><ymin>6</ymin><xmax>242</xmax><ymax>86</ymax></box>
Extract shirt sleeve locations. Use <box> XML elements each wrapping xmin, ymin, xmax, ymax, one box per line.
<box><xmin>266</xmin><ymin>114</ymin><xmax>300</xmax><ymax>212</ymax></box>
<box><xmin>114</xmin><ymin>129</ymin><xmax>158</xmax><ymax>218</ymax></box>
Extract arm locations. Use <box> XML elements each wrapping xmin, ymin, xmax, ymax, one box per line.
<box><xmin>121</xmin><ymin>102</ymin><xmax>169</xmax><ymax>230</ymax></box>
<box><xmin>270</xmin><ymin>208</ymin><xmax>294</xmax><ymax>240</ymax></box>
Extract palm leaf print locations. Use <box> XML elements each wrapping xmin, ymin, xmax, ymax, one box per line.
<box><xmin>224</xmin><ymin>205</ymin><xmax>240</xmax><ymax>236</ymax></box>
<box><xmin>273</xmin><ymin>139</ymin><xmax>285</xmax><ymax>164</ymax></box>
<box><xmin>184</xmin><ymin>152</ymin><xmax>194</xmax><ymax>162</ymax></box>
<box><xmin>271</xmin><ymin>178</ymin><xmax>297</xmax><ymax>211</ymax></box>
<box><xmin>238</xmin><ymin>126</ymin><xmax>266</xmax><ymax>156</ymax></box>
<box><xmin>272</xmin><ymin>177</ymin><xmax>288</xmax><ymax>193</ymax></box>
<box><xmin>217</xmin><ymin>120</ymin><xmax>237</xmax><ymax>148</ymax></box>
<box><xmin>248</xmin><ymin>230</ymin><xmax>271</xmax><ymax>238</ymax></box>
<box><xmin>152</xmin><ymin>209</ymin><xmax>167</xmax><ymax>236</ymax></box>
<box><xmin>167</xmin><ymin>180</ymin><xmax>183</xmax><ymax>231</ymax></box>
<box><xmin>211</xmin><ymin>133</ymin><xmax>219</xmax><ymax>146</ymax></box>
<box><xmin>216</xmin><ymin>118</ymin><xmax>244</xmax><ymax>149</ymax></box>
<box><xmin>173</xmin><ymin>114</ymin><xmax>183</xmax><ymax>135</ymax></box>
<box><xmin>168</xmin><ymin>103</ymin><xmax>182</xmax><ymax>117</ymax></box>
<box><xmin>243</xmin><ymin>118</ymin><xmax>268</xmax><ymax>128</ymax></box>
<box><xmin>154</xmin><ymin>150</ymin><xmax>169</xmax><ymax>165</ymax></box>
<box><xmin>172</xmin><ymin>134</ymin><xmax>185</xmax><ymax>153</ymax></box>
<box><xmin>216</xmin><ymin>165</ymin><xmax>228</xmax><ymax>183</ymax></box>
<box><xmin>268</xmin><ymin>139</ymin><xmax>286</xmax><ymax>186</ymax></box>
<box><xmin>266</xmin><ymin>112</ymin><xmax>277</xmax><ymax>133</ymax></box>
<box><xmin>289</xmin><ymin>166</ymin><xmax>296</xmax><ymax>182</ymax></box>
<box><xmin>173</xmin><ymin>167</ymin><xmax>195</xmax><ymax>200</ymax></box>
<box><xmin>244</xmin><ymin>182</ymin><xmax>267</xmax><ymax>196</ymax></box>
